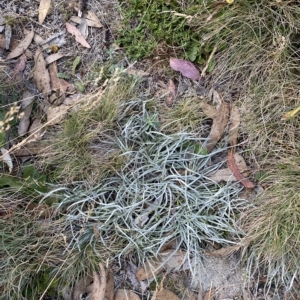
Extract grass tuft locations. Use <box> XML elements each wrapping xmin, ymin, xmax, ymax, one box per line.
<box><xmin>0</xmin><ymin>203</ymin><xmax>107</xmax><ymax>299</ymax></box>
<box><xmin>41</xmin><ymin>76</ymin><xmax>139</xmax><ymax>183</ymax></box>
<box><xmin>0</xmin><ymin>75</ymin><xmax>249</xmax><ymax>298</ymax></box>
<box><xmin>242</xmin><ymin>156</ymin><xmax>300</xmax><ymax>296</ymax></box>
<box><xmin>42</xmin><ymin>96</ymin><xmax>249</xmax><ymax>270</ymax></box>
<box><xmin>159</xmin><ymin>97</ymin><xmax>207</xmax><ymax>135</ymax></box>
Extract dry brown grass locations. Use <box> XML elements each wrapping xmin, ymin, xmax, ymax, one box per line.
<box><xmin>186</xmin><ymin>1</ymin><xmax>300</xmax><ymax>295</ymax></box>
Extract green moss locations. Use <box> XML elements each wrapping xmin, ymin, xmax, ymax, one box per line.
<box><xmin>117</xmin><ymin>0</ymin><xmax>214</xmax><ymax>61</ymax></box>
<box><xmin>149</xmin><ymin>275</ymin><xmax>163</xmax><ymax>291</ymax></box>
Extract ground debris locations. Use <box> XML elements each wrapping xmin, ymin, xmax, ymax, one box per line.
<box><xmin>204</xmin><ymin>94</ymin><xmax>229</xmax><ymax>152</ymax></box>
<box><xmin>115</xmin><ymin>289</ymin><xmax>140</xmax><ymax>300</ymax></box>
<box><xmin>18</xmin><ymin>90</ymin><xmax>34</xmax><ymax>136</ymax></box>
<box><xmin>208</xmin><ymin>153</ymin><xmax>250</xmax><ymax>183</ymax></box>
<box><xmin>33</xmin><ymin>47</ymin><xmax>51</xmax><ymax>97</ymax></box>
<box><xmin>91</xmin><ymin>263</ymin><xmax>106</xmax><ymax>300</ymax></box>
<box><xmin>136</xmin><ymin>250</ymin><xmax>187</xmax><ymax>280</ymax></box>
<box><xmin>66</xmin><ymin>22</ymin><xmax>91</xmax><ymax>48</ymax></box>
<box><xmin>38</xmin><ymin>0</ymin><xmax>51</xmax><ymax>24</ymax></box>
<box><xmin>170</xmin><ymin>57</ymin><xmax>201</xmax><ymax>80</ymax></box>
<box><xmin>6</xmin><ymin>30</ymin><xmax>34</xmax><ymax>59</ymax></box>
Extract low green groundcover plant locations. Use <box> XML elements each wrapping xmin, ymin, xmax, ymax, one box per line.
<box><xmin>48</xmin><ymin>99</ymin><xmax>247</xmax><ymax>257</ymax></box>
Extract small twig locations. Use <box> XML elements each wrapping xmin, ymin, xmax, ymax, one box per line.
<box><xmin>40</xmin><ymin>31</ymin><xmax>65</xmax><ymax>46</ymax></box>
<box><xmin>196</xmin><ymin>284</ymin><xmax>202</xmax><ymax>300</ymax></box>
<box><xmin>78</xmin><ymin>0</ymin><xmax>85</xmax><ymax>17</ymax></box>
<box><xmin>203</xmin><ymin>285</ymin><xmax>216</xmax><ymax>300</ymax></box>
<box><xmin>201</xmin><ymin>45</ymin><xmax>218</xmax><ymax>77</ymax></box>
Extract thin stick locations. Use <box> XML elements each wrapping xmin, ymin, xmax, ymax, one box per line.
<box><xmin>201</xmin><ymin>45</ymin><xmax>218</xmax><ymax>77</ymax></box>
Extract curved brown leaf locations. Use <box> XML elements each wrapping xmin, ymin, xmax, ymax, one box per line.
<box><xmin>33</xmin><ymin>48</ymin><xmax>51</xmax><ymax>96</ymax></box>
<box><xmin>229</xmin><ymin>105</ymin><xmax>240</xmax><ymax>148</ymax></box>
<box><xmin>39</xmin><ymin>0</ymin><xmax>51</xmax><ymax>24</ymax></box>
<box><xmin>45</xmin><ymin>53</ymin><xmax>65</xmax><ymax>65</ymax></box>
<box><xmin>66</xmin><ymin>22</ymin><xmax>90</xmax><ymax>48</ymax></box>
<box><xmin>206</xmin><ymin>97</ymin><xmax>229</xmax><ymax>152</ymax></box>
<box><xmin>208</xmin><ymin>153</ymin><xmax>250</xmax><ymax>182</ymax></box>
<box><xmin>6</xmin><ymin>31</ymin><xmax>34</xmax><ymax>59</ymax></box>
<box><xmin>12</xmin><ymin>53</ymin><xmax>27</xmax><ymax>79</ymax></box>
<box><xmin>49</xmin><ymin>61</ymin><xmax>73</xmax><ymax>92</ymax></box>
<box><xmin>85</xmin><ymin>11</ymin><xmax>103</xmax><ymax>26</ymax></box>
<box><xmin>227</xmin><ymin>151</ymin><xmax>255</xmax><ymax>188</ymax></box>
